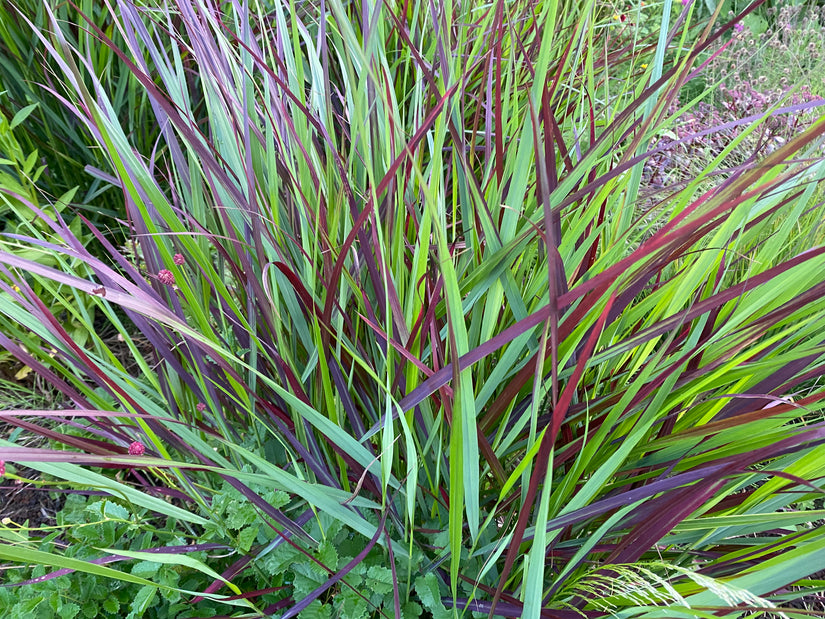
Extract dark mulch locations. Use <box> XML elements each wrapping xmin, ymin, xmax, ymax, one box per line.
<box><xmin>1</xmin><ymin>414</ymin><xmax>66</xmax><ymax>530</ymax></box>
<box><xmin>0</xmin><ymin>362</ymin><xmax>66</xmax><ymax>530</ymax></box>
<box><xmin>0</xmin><ymin>466</ymin><xmax>65</xmax><ymax>529</ymax></box>
<box><xmin>774</xmin><ymin>567</ymin><xmax>825</xmax><ymax>616</ymax></box>
<box><xmin>0</xmin><ymin>325</ymin><xmax>151</xmax><ymax>530</ymax></box>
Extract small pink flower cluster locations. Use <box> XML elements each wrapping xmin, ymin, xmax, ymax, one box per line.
<box><xmin>196</xmin><ymin>402</ymin><xmax>207</xmax><ymax>412</ymax></box>
<box><xmin>128</xmin><ymin>441</ymin><xmax>146</xmax><ymax>456</ymax></box>
<box><xmin>173</xmin><ymin>253</ymin><xmax>185</xmax><ymax>266</ymax></box>
<box><xmin>157</xmin><ymin>269</ymin><xmax>176</xmax><ymax>286</ymax></box>
<box><xmin>0</xmin><ymin>460</ymin><xmax>5</xmax><ymax>476</ymax></box>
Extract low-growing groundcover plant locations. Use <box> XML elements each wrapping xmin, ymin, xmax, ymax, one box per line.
<box><xmin>3</xmin><ymin>0</ymin><xmax>825</xmax><ymax>617</ymax></box>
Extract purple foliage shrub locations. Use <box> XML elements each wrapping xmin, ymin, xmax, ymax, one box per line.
<box><xmin>643</xmin><ymin>11</ymin><xmax>823</xmax><ymax>195</ymax></box>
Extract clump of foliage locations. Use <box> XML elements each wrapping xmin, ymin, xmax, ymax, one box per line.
<box><xmin>642</xmin><ymin>0</ymin><xmax>824</xmax><ymax>228</ymax></box>
<box><xmin>2</xmin><ymin>0</ymin><xmax>825</xmax><ymax>617</ymax></box>
<box><xmin>0</xmin><ymin>0</ymin><xmax>154</xmax><ymax>218</ymax></box>
<box><xmin>706</xmin><ymin>1</ymin><xmax>825</xmax><ymax>101</ymax></box>
<box><xmin>0</xmin><ymin>104</ymin><xmax>98</xmax><ymax>355</ymax></box>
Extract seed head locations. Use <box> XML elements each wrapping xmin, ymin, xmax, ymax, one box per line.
<box><xmin>128</xmin><ymin>441</ymin><xmax>146</xmax><ymax>456</ymax></box>
<box><xmin>173</xmin><ymin>253</ymin><xmax>185</xmax><ymax>266</ymax></box>
<box><xmin>157</xmin><ymin>269</ymin><xmax>175</xmax><ymax>286</ymax></box>
<box><xmin>196</xmin><ymin>402</ymin><xmax>207</xmax><ymax>412</ymax></box>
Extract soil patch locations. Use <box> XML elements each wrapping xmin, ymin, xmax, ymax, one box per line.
<box><xmin>0</xmin><ymin>465</ymin><xmax>65</xmax><ymax>529</ymax></box>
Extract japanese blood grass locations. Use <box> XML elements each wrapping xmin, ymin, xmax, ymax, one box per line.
<box><xmin>1</xmin><ymin>0</ymin><xmax>825</xmax><ymax>617</ymax></box>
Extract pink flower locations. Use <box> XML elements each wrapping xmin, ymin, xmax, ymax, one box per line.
<box><xmin>173</xmin><ymin>253</ymin><xmax>185</xmax><ymax>266</ymax></box>
<box><xmin>733</xmin><ymin>22</ymin><xmax>745</xmax><ymax>32</ymax></box>
<box><xmin>128</xmin><ymin>441</ymin><xmax>146</xmax><ymax>456</ymax></box>
<box><xmin>196</xmin><ymin>402</ymin><xmax>207</xmax><ymax>412</ymax></box>
<box><xmin>0</xmin><ymin>460</ymin><xmax>5</xmax><ymax>476</ymax></box>
<box><xmin>157</xmin><ymin>269</ymin><xmax>175</xmax><ymax>286</ymax></box>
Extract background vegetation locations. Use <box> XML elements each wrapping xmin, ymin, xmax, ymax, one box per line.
<box><xmin>2</xmin><ymin>0</ymin><xmax>825</xmax><ymax>617</ymax></box>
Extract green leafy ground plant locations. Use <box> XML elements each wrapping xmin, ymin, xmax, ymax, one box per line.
<box><xmin>0</xmin><ymin>104</ymin><xmax>97</xmax><ymax>355</ymax></box>
<box><xmin>0</xmin><ymin>0</ymin><xmax>154</xmax><ymax>217</ymax></box>
<box><xmin>2</xmin><ymin>0</ymin><xmax>825</xmax><ymax>617</ymax></box>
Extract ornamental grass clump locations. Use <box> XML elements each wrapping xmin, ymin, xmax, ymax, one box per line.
<box><xmin>2</xmin><ymin>0</ymin><xmax>825</xmax><ymax>617</ymax></box>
